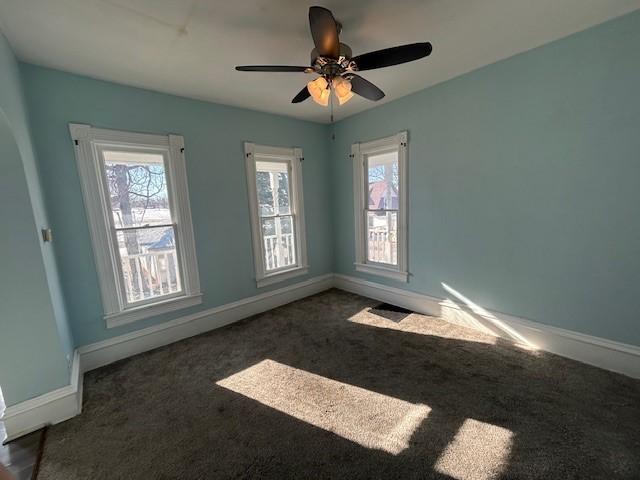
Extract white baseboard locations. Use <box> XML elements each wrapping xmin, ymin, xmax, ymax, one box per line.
<box><xmin>1</xmin><ymin>274</ymin><xmax>333</xmax><ymax>441</ymax></box>
<box><xmin>334</xmin><ymin>274</ymin><xmax>443</xmax><ymax>317</ymax></box>
<box><xmin>4</xmin><ymin>271</ymin><xmax>638</xmax><ymax>441</ymax></box>
<box><xmin>1</xmin><ymin>351</ymin><xmax>83</xmax><ymax>443</ymax></box>
<box><xmin>79</xmin><ymin>273</ymin><xmax>334</xmax><ymax>372</ymax></box>
<box><xmin>334</xmin><ymin>274</ymin><xmax>640</xmax><ymax>379</ymax></box>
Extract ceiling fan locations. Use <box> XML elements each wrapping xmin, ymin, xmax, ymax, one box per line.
<box><xmin>235</xmin><ymin>6</ymin><xmax>432</xmax><ymax>107</ymax></box>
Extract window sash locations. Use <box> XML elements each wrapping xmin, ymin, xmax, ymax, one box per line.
<box><xmin>352</xmin><ymin>131</ymin><xmax>408</xmax><ymax>281</ymax></box>
<box><xmin>254</xmin><ymin>157</ymin><xmax>299</xmax><ymax>271</ymax></box>
<box><xmin>97</xmin><ymin>146</ymin><xmax>185</xmax><ymax>308</ymax></box>
<box><xmin>256</xmin><ymin>162</ymin><xmax>298</xmax><ymax>272</ymax></box>
<box><xmin>364</xmin><ymin>147</ymin><xmax>401</xmax><ymax>267</ymax></box>
<box><xmin>70</xmin><ymin>124</ymin><xmax>201</xmax><ymax>327</ymax></box>
<box><xmin>113</xmin><ymin>223</ymin><xmax>175</xmax><ymax>232</ymax></box>
<box><xmin>256</xmin><ymin>161</ymin><xmax>294</xmax><ymax>219</ymax></box>
<box><xmin>260</xmin><ymin>213</ymin><xmax>297</xmax><ymax>272</ymax></box>
<box><xmin>111</xmin><ymin>224</ymin><xmax>185</xmax><ymax>307</ymax></box>
<box><xmin>259</xmin><ymin>213</ymin><xmax>295</xmax><ymax>219</ymax></box>
<box><xmin>98</xmin><ymin>145</ymin><xmax>176</xmax><ymax>226</ymax></box>
<box><xmin>364</xmin><ymin>210</ymin><xmax>398</xmax><ymax>267</ymax></box>
<box><xmin>364</xmin><ymin>148</ymin><xmax>399</xmax><ymax>212</ymax></box>
<box><xmin>259</xmin><ymin>214</ymin><xmax>296</xmax><ymax>222</ymax></box>
<box><xmin>244</xmin><ymin>142</ymin><xmax>308</xmax><ymax>287</ymax></box>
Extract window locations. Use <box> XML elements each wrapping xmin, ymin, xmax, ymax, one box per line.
<box><xmin>244</xmin><ymin>143</ymin><xmax>308</xmax><ymax>287</ymax></box>
<box><xmin>352</xmin><ymin>131</ymin><xmax>408</xmax><ymax>282</ymax></box>
<box><xmin>70</xmin><ymin>124</ymin><xmax>201</xmax><ymax>327</ymax></box>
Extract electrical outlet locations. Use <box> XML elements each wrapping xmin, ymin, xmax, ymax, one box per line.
<box><xmin>41</xmin><ymin>228</ymin><xmax>53</xmax><ymax>242</ymax></box>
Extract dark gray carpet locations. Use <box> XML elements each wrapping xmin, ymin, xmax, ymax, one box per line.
<box><xmin>38</xmin><ymin>289</ymin><xmax>640</xmax><ymax>479</ymax></box>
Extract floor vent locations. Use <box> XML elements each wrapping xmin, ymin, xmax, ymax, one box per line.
<box><xmin>369</xmin><ymin>303</ymin><xmax>413</xmax><ymax>322</ymax></box>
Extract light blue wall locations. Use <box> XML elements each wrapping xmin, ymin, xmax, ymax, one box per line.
<box><xmin>10</xmin><ymin>9</ymin><xmax>640</xmax><ymax>397</ymax></box>
<box><xmin>21</xmin><ymin>64</ymin><xmax>333</xmax><ymax>347</ymax></box>
<box><xmin>330</xmin><ymin>11</ymin><xmax>640</xmax><ymax>346</ymax></box>
<box><xmin>0</xmin><ymin>40</ymin><xmax>73</xmax><ymax>364</ymax></box>
<box><xmin>0</xmin><ymin>33</ymin><xmax>72</xmax><ymax>406</ymax></box>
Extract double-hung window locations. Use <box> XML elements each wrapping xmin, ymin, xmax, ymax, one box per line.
<box><xmin>244</xmin><ymin>143</ymin><xmax>308</xmax><ymax>287</ymax></box>
<box><xmin>70</xmin><ymin>124</ymin><xmax>201</xmax><ymax>327</ymax></box>
<box><xmin>352</xmin><ymin>131</ymin><xmax>408</xmax><ymax>282</ymax></box>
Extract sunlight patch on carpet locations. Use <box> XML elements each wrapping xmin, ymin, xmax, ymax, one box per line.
<box><xmin>434</xmin><ymin>418</ymin><xmax>513</xmax><ymax>480</ymax></box>
<box><xmin>216</xmin><ymin>359</ymin><xmax>430</xmax><ymax>454</ymax></box>
<box><xmin>348</xmin><ymin>307</ymin><xmax>499</xmax><ymax>345</ymax></box>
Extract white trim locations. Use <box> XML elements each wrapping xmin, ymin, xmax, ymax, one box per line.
<box><xmin>333</xmin><ymin>274</ymin><xmax>640</xmax><ymax>379</ymax></box>
<box><xmin>256</xmin><ymin>266</ymin><xmax>309</xmax><ymax>288</ymax></box>
<box><xmin>244</xmin><ymin>142</ymin><xmax>309</xmax><ymax>287</ymax></box>
<box><xmin>352</xmin><ymin>142</ymin><xmax>364</xmax><ymax>265</ymax></box>
<box><xmin>335</xmin><ymin>274</ymin><xmax>442</xmax><ymax>316</ymax></box>
<box><xmin>168</xmin><ymin>134</ymin><xmax>201</xmax><ymax>296</ymax></box>
<box><xmin>79</xmin><ymin>273</ymin><xmax>333</xmax><ymax>372</ymax></box>
<box><xmin>4</xmin><ymin>273</ymin><xmax>639</xmax><ymax>441</ymax></box>
<box><xmin>293</xmin><ymin>146</ymin><xmax>308</xmax><ymax>273</ymax></box>
<box><xmin>70</xmin><ymin>123</ymin><xmax>120</xmax><ymax>314</ymax></box>
<box><xmin>105</xmin><ymin>293</ymin><xmax>202</xmax><ymax>328</ymax></box>
<box><xmin>70</xmin><ymin>126</ymin><xmax>171</xmax><ymax>148</ymax></box>
<box><xmin>3</xmin><ymin>274</ymin><xmax>332</xmax><ymax>441</ymax></box>
<box><xmin>352</xmin><ymin>131</ymin><xmax>408</xmax><ymax>282</ymax></box>
<box><xmin>91</xmin><ymin>272</ymin><xmax>640</xmax><ymax>379</ymax></box>
<box><xmin>354</xmin><ymin>262</ymin><xmax>409</xmax><ymax>282</ymax></box>
<box><xmin>69</xmin><ymin>124</ymin><xmax>201</xmax><ymax>328</ymax></box>
<box><xmin>1</xmin><ymin>351</ymin><xmax>83</xmax><ymax>442</ymax></box>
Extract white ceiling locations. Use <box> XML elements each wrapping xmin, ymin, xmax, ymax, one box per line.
<box><xmin>1</xmin><ymin>0</ymin><xmax>639</xmax><ymax>123</ymax></box>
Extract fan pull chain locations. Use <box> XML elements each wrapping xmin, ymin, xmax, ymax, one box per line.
<box><xmin>330</xmin><ymin>88</ymin><xmax>334</xmax><ymax>123</ymax></box>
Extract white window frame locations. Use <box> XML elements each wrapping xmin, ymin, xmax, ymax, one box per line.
<box><xmin>244</xmin><ymin>142</ymin><xmax>308</xmax><ymax>287</ymax></box>
<box><xmin>70</xmin><ymin>124</ymin><xmax>201</xmax><ymax>328</ymax></box>
<box><xmin>352</xmin><ymin>131</ymin><xmax>409</xmax><ymax>282</ymax></box>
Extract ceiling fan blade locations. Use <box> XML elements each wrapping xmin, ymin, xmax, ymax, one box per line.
<box><xmin>291</xmin><ymin>86</ymin><xmax>311</xmax><ymax>103</ymax></box>
<box><xmin>352</xmin><ymin>42</ymin><xmax>432</xmax><ymax>71</ymax></box>
<box><xmin>349</xmin><ymin>74</ymin><xmax>385</xmax><ymax>101</ymax></box>
<box><xmin>309</xmin><ymin>6</ymin><xmax>340</xmax><ymax>58</ymax></box>
<box><xmin>236</xmin><ymin>65</ymin><xmax>311</xmax><ymax>72</ymax></box>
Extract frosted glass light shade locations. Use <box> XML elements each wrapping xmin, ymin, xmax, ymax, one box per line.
<box><xmin>337</xmin><ymin>90</ymin><xmax>353</xmax><ymax>105</ymax></box>
<box><xmin>333</xmin><ymin>76</ymin><xmax>353</xmax><ymax>105</ymax></box>
<box><xmin>307</xmin><ymin>77</ymin><xmax>330</xmax><ymax>106</ymax></box>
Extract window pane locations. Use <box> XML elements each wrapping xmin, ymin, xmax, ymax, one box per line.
<box><xmin>103</xmin><ymin>150</ymin><xmax>172</xmax><ymax>228</ymax></box>
<box><xmin>276</xmin><ymin>172</ymin><xmax>291</xmax><ymax>215</ymax></box>
<box><xmin>116</xmin><ymin>226</ymin><xmax>182</xmax><ymax>303</ymax></box>
<box><xmin>261</xmin><ymin>216</ymin><xmax>296</xmax><ymax>271</ymax></box>
<box><xmin>367</xmin><ymin>211</ymin><xmax>398</xmax><ymax>265</ymax></box>
<box><xmin>256</xmin><ymin>171</ymin><xmax>274</xmax><ymax>216</ymax></box>
<box><xmin>367</xmin><ymin>151</ymin><xmax>398</xmax><ymax>210</ymax></box>
<box><xmin>256</xmin><ymin>161</ymin><xmax>291</xmax><ymax>216</ymax></box>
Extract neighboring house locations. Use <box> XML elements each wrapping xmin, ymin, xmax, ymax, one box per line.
<box><xmin>368</xmin><ymin>181</ymin><xmax>398</xmax><ymax>210</ymax></box>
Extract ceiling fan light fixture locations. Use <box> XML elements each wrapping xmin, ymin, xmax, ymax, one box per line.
<box><xmin>236</xmin><ymin>7</ymin><xmax>432</xmax><ymax>108</ymax></box>
<box><xmin>337</xmin><ymin>90</ymin><xmax>353</xmax><ymax>105</ymax></box>
<box><xmin>333</xmin><ymin>76</ymin><xmax>353</xmax><ymax>105</ymax></box>
<box><xmin>307</xmin><ymin>76</ymin><xmax>330</xmax><ymax>106</ymax></box>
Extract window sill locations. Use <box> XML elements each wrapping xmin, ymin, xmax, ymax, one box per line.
<box><xmin>105</xmin><ymin>293</ymin><xmax>203</xmax><ymax>328</ymax></box>
<box><xmin>354</xmin><ymin>263</ymin><xmax>408</xmax><ymax>282</ymax></box>
<box><xmin>257</xmin><ymin>266</ymin><xmax>309</xmax><ymax>288</ymax></box>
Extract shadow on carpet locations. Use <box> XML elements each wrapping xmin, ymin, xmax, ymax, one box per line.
<box><xmin>37</xmin><ymin>289</ymin><xmax>640</xmax><ymax>479</ymax></box>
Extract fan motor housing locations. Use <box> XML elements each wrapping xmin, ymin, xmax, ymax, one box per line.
<box><xmin>310</xmin><ymin>43</ymin><xmax>352</xmax><ymax>65</ymax></box>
